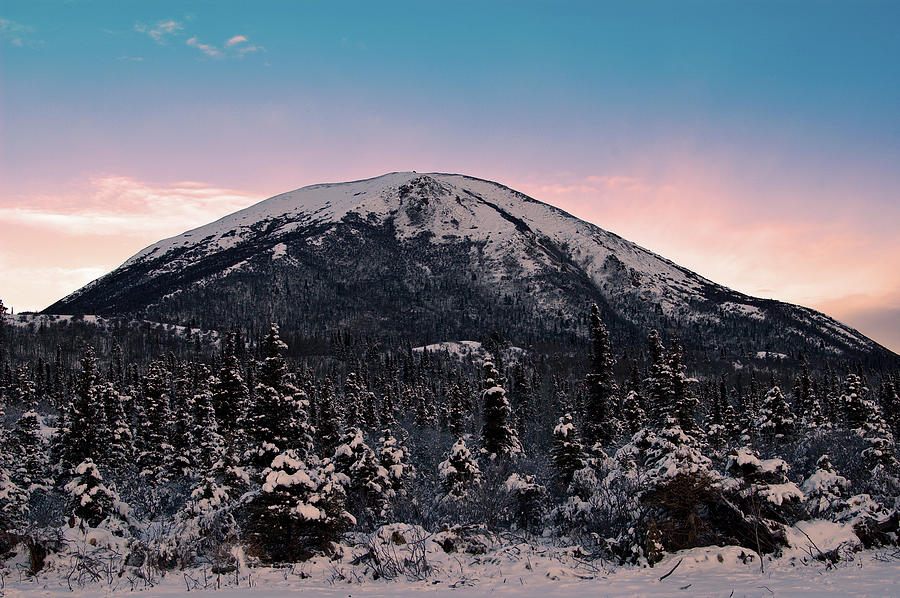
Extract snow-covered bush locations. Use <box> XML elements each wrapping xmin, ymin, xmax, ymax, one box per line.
<box><xmin>801</xmin><ymin>454</ymin><xmax>850</xmax><ymax>517</ymax></box>
<box><xmin>501</xmin><ymin>473</ymin><xmax>546</xmax><ymax>533</ymax></box>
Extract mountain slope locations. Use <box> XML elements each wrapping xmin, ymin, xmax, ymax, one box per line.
<box><xmin>46</xmin><ymin>172</ymin><xmax>897</xmax><ymax>365</ymax></box>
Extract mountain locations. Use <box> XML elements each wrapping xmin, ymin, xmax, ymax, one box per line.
<box><xmin>45</xmin><ymin>172</ymin><xmax>897</xmax><ymax>367</ymax></box>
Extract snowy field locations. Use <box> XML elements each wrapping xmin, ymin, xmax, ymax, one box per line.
<box><xmin>3</xmin><ymin>542</ymin><xmax>899</xmax><ymax>598</ymax></box>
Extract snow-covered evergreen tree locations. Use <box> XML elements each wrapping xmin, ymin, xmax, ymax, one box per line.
<box><xmin>621</xmin><ymin>389</ymin><xmax>647</xmax><ymax>436</ymax></box>
<box><xmin>584</xmin><ymin>304</ymin><xmax>620</xmax><ymax>446</ymax></box>
<box><xmin>756</xmin><ymin>386</ymin><xmax>796</xmax><ymax>442</ymax></box>
<box><xmin>57</xmin><ymin>346</ymin><xmax>106</xmax><ymax>472</ymax></box>
<box><xmin>726</xmin><ymin>447</ymin><xmax>803</xmax><ymax>523</ymax></box>
<box><xmin>64</xmin><ymin>459</ymin><xmax>126</xmax><ymax>531</ymax></box>
<box><xmin>480</xmin><ymin>360</ymin><xmax>522</xmax><ymax>459</ymax></box>
<box><xmin>98</xmin><ymin>381</ymin><xmax>133</xmax><ymax>473</ymax></box>
<box><xmin>377</xmin><ymin>428</ymin><xmax>415</xmax><ymax>509</ymax></box>
<box><xmin>212</xmin><ymin>332</ymin><xmax>249</xmax><ymax>444</ymax></box>
<box><xmin>332</xmin><ymin>427</ymin><xmax>391</xmax><ymax>525</ymax></box>
<box><xmin>644</xmin><ymin>330</ymin><xmax>671</xmax><ymax>426</ymax></box>
<box><xmin>446</xmin><ymin>382</ymin><xmax>468</xmax><ymax>438</ymax></box>
<box><xmin>136</xmin><ymin>358</ymin><xmax>175</xmax><ymax>485</ymax></box>
<box><xmin>0</xmin><ymin>462</ymin><xmax>27</xmax><ymax>533</ymax></box>
<box><xmin>842</xmin><ymin>373</ymin><xmax>869</xmax><ymax>430</ymax></box>
<box><xmin>183</xmin><ymin>366</ymin><xmax>220</xmax><ymax>471</ymax></box>
<box><xmin>316</xmin><ymin>379</ymin><xmax>344</xmax><ymax>457</ymax></box>
<box><xmin>707</xmin><ymin>376</ymin><xmax>740</xmax><ymax>448</ymax></box>
<box><xmin>791</xmin><ymin>360</ymin><xmax>819</xmax><ymax>428</ymax></box>
<box><xmin>11</xmin><ymin>400</ymin><xmax>48</xmax><ymax>493</ymax></box>
<box><xmin>243</xmin><ymin>450</ymin><xmax>354</xmax><ymax>562</ymax></box>
<box><xmin>666</xmin><ymin>341</ymin><xmax>699</xmax><ymax>435</ymax></box>
<box><xmin>245</xmin><ymin>323</ymin><xmax>313</xmax><ymax>470</ymax></box>
<box><xmin>551</xmin><ymin>412</ymin><xmax>586</xmax><ymax>489</ymax></box>
<box><xmin>840</xmin><ymin>373</ymin><xmax>898</xmax><ymax>481</ymax></box>
<box><xmin>879</xmin><ymin>379</ymin><xmax>900</xmax><ymax>440</ymax></box>
<box><xmin>169</xmin><ymin>359</ymin><xmax>195</xmax><ymax>477</ymax></box>
<box><xmin>438</xmin><ymin>438</ymin><xmax>481</xmax><ymax>502</ymax></box>
<box><xmin>412</xmin><ymin>383</ymin><xmax>437</xmax><ymax>429</ymax></box>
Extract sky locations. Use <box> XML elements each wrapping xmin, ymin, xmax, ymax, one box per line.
<box><xmin>1</xmin><ymin>0</ymin><xmax>899</xmax><ymax>352</ymax></box>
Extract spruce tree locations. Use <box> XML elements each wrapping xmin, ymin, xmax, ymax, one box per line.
<box><xmin>438</xmin><ymin>438</ymin><xmax>481</xmax><ymax>502</ymax></box>
<box><xmin>446</xmin><ymin>382</ymin><xmax>468</xmax><ymax>438</ymax></box>
<box><xmin>480</xmin><ymin>360</ymin><xmax>522</xmax><ymax>458</ymax></box>
<box><xmin>212</xmin><ymin>332</ymin><xmax>249</xmax><ymax>444</ymax></box>
<box><xmin>879</xmin><ymin>379</ymin><xmax>900</xmax><ymax>440</ymax></box>
<box><xmin>169</xmin><ymin>359</ymin><xmax>195</xmax><ymax>477</ymax></box>
<box><xmin>585</xmin><ymin>304</ymin><xmax>619</xmax><ymax>446</ymax></box>
<box><xmin>551</xmin><ymin>412</ymin><xmax>586</xmax><ymax>489</ymax></box>
<box><xmin>316</xmin><ymin>379</ymin><xmax>344</xmax><ymax>457</ymax></box>
<box><xmin>801</xmin><ymin>454</ymin><xmax>849</xmax><ymax>517</ymax></box>
<box><xmin>756</xmin><ymin>386</ymin><xmax>796</xmax><ymax>442</ymax></box>
<box><xmin>57</xmin><ymin>346</ymin><xmax>105</xmax><ymax>472</ymax></box>
<box><xmin>11</xmin><ymin>399</ymin><xmax>47</xmax><ymax>493</ymax></box>
<box><xmin>137</xmin><ymin>358</ymin><xmax>175</xmax><ymax>485</ymax></box>
<box><xmin>98</xmin><ymin>381</ymin><xmax>133</xmax><ymax>473</ymax></box>
<box><xmin>342</xmin><ymin>372</ymin><xmax>366</xmax><ymax>429</ymax></box>
<box><xmin>243</xmin><ymin>450</ymin><xmax>354</xmax><ymax>562</ymax></box>
<box><xmin>332</xmin><ymin>427</ymin><xmax>391</xmax><ymax>525</ymax></box>
<box><xmin>245</xmin><ymin>324</ymin><xmax>312</xmax><ymax>470</ymax></box>
<box><xmin>792</xmin><ymin>360</ymin><xmax>814</xmax><ymax>421</ymax></box>
<box><xmin>667</xmin><ymin>341</ymin><xmax>699</xmax><ymax>435</ymax></box>
<box><xmin>64</xmin><ymin>459</ymin><xmax>122</xmax><ymax>529</ymax></box>
<box><xmin>377</xmin><ymin>428</ymin><xmax>415</xmax><ymax>511</ymax></box>
<box><xmin>842</xmin><ymin>377</ymin><xmax>899</xmax><ymax>479</ymax></box>
<box><xmin>842</xmin><ymin>373</ymin><xmax>871</xmax><ymax>430</ymax></box>
<box><xmin>645</xmin><ymin>330</ymin><xmax>671</xmax><ymax>426</ymax></box>
<box><xmin>192</xmin><ymin>366</ymin><xmax>226</xmax><ymax>472</ymax></box>
<box><xmin>0</xmin><ymin>462</ymin><xmax>27</xmax><ymax>533</ymax></box>
<box><xmin>621</xmin><ymin>389</ymin><xmax>647</xmax><ymax>436</ymax></box>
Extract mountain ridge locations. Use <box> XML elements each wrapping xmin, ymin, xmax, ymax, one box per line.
<box><xmin>45</xmin><ymin>172</ymin><xmax>898</xmax><ymax>367</ymax></box>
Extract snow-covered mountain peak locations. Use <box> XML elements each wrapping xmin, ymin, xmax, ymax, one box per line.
<box><xmin>48</xmin><ymin>172</ymin><xmax>892</xmax><ymax>362</ymax></box>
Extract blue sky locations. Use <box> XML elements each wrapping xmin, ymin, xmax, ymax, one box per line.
<box><xmin>1</xmin><ymin>1</ymin><xmax>899</xmax><ymax>350</ymax></box>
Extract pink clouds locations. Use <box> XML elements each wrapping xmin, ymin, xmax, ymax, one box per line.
<box><xmin>0</xmin><ymin>175</ymin><xmax>260</xmax><ymax>233</ymax></box>
<box><xmin>512</xmin><ymin>169</ymin><xmax>900</xmax><ymax>351</ymax></box>
<box><xmin>133</xmin><ymin>20</ymin><xmax>261</xmax><ymax>59</ymax></box>
<box><xmin>183</xmin><ymin>34</ymin><xmax>261</xmax><ymax>58</ymax></box>
<box><xmin>135</xmin><ymin>20</ymin><xmax>182</xmax><ymax>43</ymax></box>
<box><xmin>186</xmin><ymin>36</ymin><xmax>221</xmax><ymax>58</ymax></box>
<box><xmin>0</xmin><ymin>176</ymin><xmax>261</xmax><ymax>310</ymax></box>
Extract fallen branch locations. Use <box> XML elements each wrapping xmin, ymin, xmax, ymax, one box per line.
<box><xmin>658</xmin><ymin>557</ymin><xmax>683</xmax><ymax>581</ymax></box>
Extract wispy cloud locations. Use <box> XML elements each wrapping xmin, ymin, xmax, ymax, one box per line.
<box><xmin>134</xmin><ymin>19</ymin><xmax>182</xmax><ymax>44</ymax></box>
<box><xmin>186</xmin><ymin>36</ymin><xmax>221</xmax><ymax>58</ymax></box>
<box><xmin>116</xmin><ymin>55</ymin><xmax>144</xmax><ymax>62</ymax></box>
<box><xmin>134</xmin><ymin>23</ymin><xmax>262</xmax><ymax>59</ymax></box>
<box><xmin>0</xmin><ymin>17</ymin><xmax>37</xmax><ymax>47</ymax></box>
<box><xmin>236</xmin><ymin>44</ymin><xmax>263</xmax><ymax>56</ymax></box>
<box><xmin>0</xmin><ymin>260</ymin><xmax>112</xmax><ymax>313</ymax></box>
<box><xmin>0</xmin><ymin>176</ymin><xmax>260</xmax><ymax>237</ymax></box>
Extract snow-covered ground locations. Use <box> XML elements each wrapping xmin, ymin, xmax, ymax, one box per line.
<box><xmin>3</xmin><ymin>525</ymin><xmax>898</xmax><ymax>598</ymax></box>
<box><xmin>3</xmin><ymin>312</ymin><xmax>220</xmax><ymax>345</ymax></box>
<box><xmin>4</xmin><ymin>547</ymin><xmax>899</xmax><ymax>597</ymax></box>
<box><xmin>412</xmin><ymin>340</ymin><xmax>525</xmax><ymax>361</ymax></box>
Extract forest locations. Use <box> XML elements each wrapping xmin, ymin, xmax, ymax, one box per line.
<box><xmin>1</xmin><ymin>297</ymin><xmax>899</xmax><ymax>585</ymax></box>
